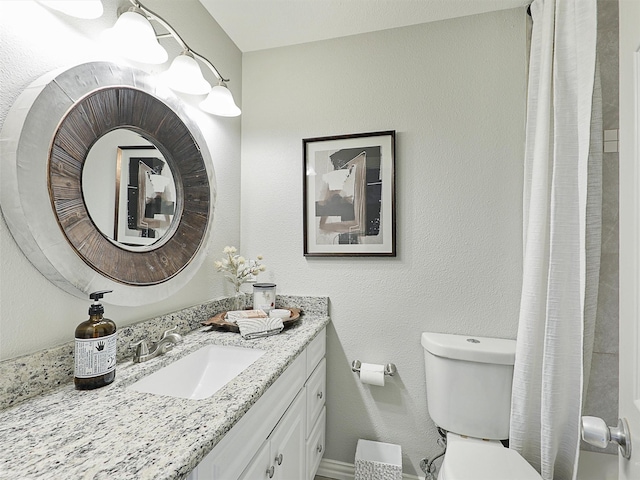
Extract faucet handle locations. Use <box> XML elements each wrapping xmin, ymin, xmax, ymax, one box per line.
<box><xmin>161</xmin><ymin>326</ymin><xmax>179</xmax><ymax>340</ymax></box>
<box><xmin>132</xmin><ymin>339</ymin><xmax>149</xmax><ymax>357</ymax></box>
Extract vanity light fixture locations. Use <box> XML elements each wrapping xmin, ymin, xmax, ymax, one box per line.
<box><xmin>101</xmin><ymin>8</ymin><xmax>168</xmax><ymax>64</ymax></box>
<box><xmin>37</xmin><ymin>0</ymin><xmax>104</xmax><ymax>19</ymax></box>
<box><xmin>199</xmin><ymin>82</ymin><xmax>242</xmax><ymax>117</ymax></box>
<box><xmin>102</xmin><ymin>0</ymin><xmax>241</xmax><ymax>117</ymax></box>
<box><xmin>162</xmin><ymin>52</ymin><xmax>211</xmax><ymax>96</ymax></box>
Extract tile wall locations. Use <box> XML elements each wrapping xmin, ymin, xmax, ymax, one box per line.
<box><xmin>582</xmin><ymin>0</ymin><xmax>619</xmax><ymax>455</ymax></box>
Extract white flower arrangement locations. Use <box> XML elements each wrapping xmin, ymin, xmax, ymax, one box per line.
<box><xmin>214</xmin><ymin>246</ymin><xmax>266</xmax><ymax>292</ymax></box>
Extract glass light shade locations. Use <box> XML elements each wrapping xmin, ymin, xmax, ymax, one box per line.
<box><xmin>101</xmin><ymin>11</ymin><xmax>168</xmax><ymax>64</ymax></box>
<box><xmin>38</xmin><ymin>0</ymin><xmax>104</xmax><ymax>19</ymax></box>
<box><xmin>199</xmin><ymin>85</ymin><xmax>241</xmax><ymax>117</ymax></box>
<box><xmin>163</xmin><ymin>55</ymin><xmax>212</xmax><ymax>95</ymax></box>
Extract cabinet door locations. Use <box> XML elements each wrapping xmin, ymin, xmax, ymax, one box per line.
<box><xmin>239</xmin><ymin>440</ymin><xmax>272</xmax><ymax>480</ymax></box>
<box><xmin>271</xmin><ymin>390</ymin><xmax>306</xmax><ymax>480</ymax></box>
<box><xmin>195</xmin><ymin>354</ymin><xmax>306</xmax><ymax>480</ymax></box>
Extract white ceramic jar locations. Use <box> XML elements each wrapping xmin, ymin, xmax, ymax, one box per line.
<box><xmin>253</xmin><ymin>283</ymin><xmax>276</xmax><ymax>313</ymax></box>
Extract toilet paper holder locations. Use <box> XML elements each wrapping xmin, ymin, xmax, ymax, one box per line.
<box><xmin>351</xmin><ymin>360</ymin><xmax>397</xmax><ymax>376</ymax></box>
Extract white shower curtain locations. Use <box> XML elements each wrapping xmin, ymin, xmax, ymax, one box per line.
<box><xmin>509</xmin><ymin>0</ymin><xmax>601</xmax><ymax>479</ymax></box>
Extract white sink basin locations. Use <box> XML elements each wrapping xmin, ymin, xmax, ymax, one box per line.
<box><xmin>127</xmin><ymin>344</ymin><xmax>266</xmax><ymax>400</ymax></box>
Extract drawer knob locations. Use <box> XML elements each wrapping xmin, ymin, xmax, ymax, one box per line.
<box><xmin>266</xmin><ymin>465</ymin><xmax>275</xmax><ymax>478</ymax></box>
<box><xmin>317</xmin><ymin>444</ymin><xmax>323</xmax><ymax>454</ymax></box>
<box><xmin>317</xmin><ymin>391</ymin><xmax>323</xmax><ymax>399</ymax></box>
<box><xmin>275</xmin><ymin>453</ymin><xmax>283</xmax><ymax>465</ymax></box>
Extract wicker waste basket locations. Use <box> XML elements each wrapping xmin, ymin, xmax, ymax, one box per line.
<box><xmin>354</xmin><ymin>439</ymin><xmax>402</xmax><ymax>480</ymax></box>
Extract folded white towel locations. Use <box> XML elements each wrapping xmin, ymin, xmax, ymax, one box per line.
<box><xmin>225</xmin><ymin>309</ymin><xmax>267</xmax><ymax>323</ymax></box>
<box><xmin>236</xmin><ymin>317</ymin><xmax>284</xmax><ymax>340</ymax></box>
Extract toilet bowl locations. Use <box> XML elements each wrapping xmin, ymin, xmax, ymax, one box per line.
<box><xmin>438</xmin><ymin>433</ymin><xmax>541</xmax><ymax>480</ymax></box>
<box><xmin>421</xmin><ymin>332</ymin><xmax>542</xmax><ymax>480</ymax></box>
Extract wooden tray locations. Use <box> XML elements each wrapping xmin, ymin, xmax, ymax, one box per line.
<box><xmin>202</xmin><ymin>308</ymin><xmax>301</xmax><ymax>333</ymax></box>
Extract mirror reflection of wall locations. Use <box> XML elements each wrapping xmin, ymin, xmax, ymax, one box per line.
<box><xmin>82</xmin><ymin>129</ymin><xmax>177</xmax><ymax>251</ymax></box>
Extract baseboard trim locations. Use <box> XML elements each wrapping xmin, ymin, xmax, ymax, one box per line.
<box><xmin>317</xmin><ymin>458</ymin><xmax>422</xmax><ymax>480</ymax></box>
<box><xmin>316</xmin><ymin>458</ymin><xmax>354</xmax><ymax>480</ymax></box>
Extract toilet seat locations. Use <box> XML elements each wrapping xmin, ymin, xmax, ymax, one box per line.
<box><xmin>439</xmin><ymin>433</ymin><xmax>542</xmax><ymax>480</ymax></box>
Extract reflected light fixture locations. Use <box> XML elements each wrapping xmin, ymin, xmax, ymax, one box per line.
<box><xmin>37</xmin><ymin>0</ymin><xmax>104</xmax><ymax>19</ymax></box>
<box><xmin>103</xmin><ymin>0</ymin><xmax>241</xmax><ymax>117</ymax></box>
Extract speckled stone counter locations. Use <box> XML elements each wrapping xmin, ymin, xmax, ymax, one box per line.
<box><xmin>0</xmin><ymin>296</ymin><xmax>330</xmax><ymax>480</ymax></box>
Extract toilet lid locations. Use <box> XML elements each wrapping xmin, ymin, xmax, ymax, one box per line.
<box><xmin>441</xmin><ymin>437</ymin><xmax>542</xmax><ymax>480</ymax></box>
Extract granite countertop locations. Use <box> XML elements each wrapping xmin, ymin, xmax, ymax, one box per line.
<box><xmin>0</xmin><ymin>311</ymin><xmax>329</xmax><ymax>479</ymax></box>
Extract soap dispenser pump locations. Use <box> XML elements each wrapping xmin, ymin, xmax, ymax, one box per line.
<box><xmin>74</xmin><ymin>290</ymin><xmax>117</xmax><ymax>390</ymax></box>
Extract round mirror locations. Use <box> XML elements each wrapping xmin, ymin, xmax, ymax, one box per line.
<box><xmin>0</xmin><ymin>62</ymin><xmax>216</xmax><ymax>305</ymax></box>
<box><xmin>49</xmin><ymin>85</ymin><xmax>207</xmax><ymax>286</ymax></box>
<box><xmin>82</xmin><ymin>129</ymin><xmax>178</xmax><ymax>251</ymax></box>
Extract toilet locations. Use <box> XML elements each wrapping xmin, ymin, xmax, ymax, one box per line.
<box><xmin>421</xmin><ymin>332</ymin><xmax>542</xmax><ymax>480</ymax></box>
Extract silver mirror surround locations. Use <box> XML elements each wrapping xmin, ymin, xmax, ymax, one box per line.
<box><xmin>0</xmin><ymin>62</ymin><xmax>216</xmax><ymax>306</ymax></box>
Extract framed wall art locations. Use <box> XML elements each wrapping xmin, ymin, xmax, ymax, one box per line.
<box><xmin>114</xmin><ymin>146</ymin><xmax>177</xmax><ymax>247</ymax></box>
<box><xmin>303</xmin><ymin>130</ymin><xmax>396</xmax><ymax>256</ymax></box>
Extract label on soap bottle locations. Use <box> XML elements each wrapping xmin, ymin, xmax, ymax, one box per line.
<box><xmin>74</xmin><ymin>333</ymin><xmax>117</xmax><ymax>378</ymax></box>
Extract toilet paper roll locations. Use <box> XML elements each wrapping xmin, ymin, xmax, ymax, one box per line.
<box><xmin>360</xmin><ymin>363</ymin><xmax>385</xmax><ymax>386</ymax></box>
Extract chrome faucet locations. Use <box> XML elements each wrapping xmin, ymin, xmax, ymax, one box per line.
<box><xmin>132</xmin><ymin>326</ymin><xmax>183</xmax><ymax>363</ymax></box>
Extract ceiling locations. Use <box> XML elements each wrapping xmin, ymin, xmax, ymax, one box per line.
<box><xmin>198</xmin><ymin>0</ymin><xmax>530</xmax><ymax>52</ymax></box>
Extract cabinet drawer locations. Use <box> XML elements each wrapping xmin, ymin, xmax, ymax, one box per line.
<box><xmin>306</xmin><ymin>328</ymin><xmax>326</xmax><ymax>377</ymax></box>
<box><xmin>305</xmin><ymin>358</ymin><xmax>326</xmax><ymax>436</ymax></box>
<box><xmin>305</xmin><ymin>407</ymin><xmax>326</xmax><ymax>480</ymax></box>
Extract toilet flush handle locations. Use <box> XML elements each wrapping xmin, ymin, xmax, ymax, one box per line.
<box><xmin>581</xmin><ymin>416</ymin><xmax>631</xmax><ymax>459</ymax></box>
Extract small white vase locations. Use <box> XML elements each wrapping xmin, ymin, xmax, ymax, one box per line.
<box><xmin>233</xmin><ymin>288</ymin><xmax>245</xmax><ymax>311</ymax></box>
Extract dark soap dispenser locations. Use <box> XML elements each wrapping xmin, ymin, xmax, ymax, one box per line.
<box><xmin>74</xmin><ymin>290</ymin><xmax>117</xmax><ymax>390</ymax></box>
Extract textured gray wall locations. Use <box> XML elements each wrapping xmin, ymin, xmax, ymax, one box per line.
<box><xmin>241</xmin><ymin>9</ymin><xmax>528</xmax><ymax>475</ymax></box>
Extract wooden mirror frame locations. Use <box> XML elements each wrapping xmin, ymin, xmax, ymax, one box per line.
<box><xmin>0</xmin><ymin>62</ymin><xmax>216</xmax><ymax>305</ymax></box>
<box><xmin>50</xmin><ymin>87</ymin><xmax>209</xmax><ymax>285</ymax></box>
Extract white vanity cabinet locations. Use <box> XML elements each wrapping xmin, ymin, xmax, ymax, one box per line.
<box><xmin>188</xmin><ymin>328</ymin><xmax>326</xmax><ymax>480</ymax></box>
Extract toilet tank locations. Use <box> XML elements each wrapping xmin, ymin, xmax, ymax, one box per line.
<box><xmin>421</xmin><ymin>332</ymin><xmax>516</xmax><ymax>440</ymax></box>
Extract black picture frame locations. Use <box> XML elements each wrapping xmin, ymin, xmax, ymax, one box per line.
<box><xmin>303</xmin><ymin>130</ymin><xmax>396</xmax><ymax>256</ymax></box>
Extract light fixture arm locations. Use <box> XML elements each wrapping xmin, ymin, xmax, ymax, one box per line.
<box><xmin>128</xmin><ymin>0</ymin><xmax>229</xmax><ymax>83</ymax></box>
